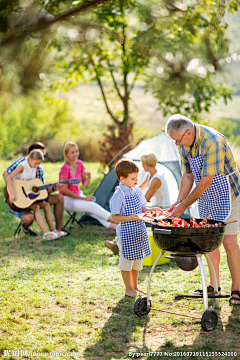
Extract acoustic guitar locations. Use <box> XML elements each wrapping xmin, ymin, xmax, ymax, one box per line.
<box><xmin>4</xmin><ymin>178</ymin><xmax>79</xmax><ymax>211</ymax></box>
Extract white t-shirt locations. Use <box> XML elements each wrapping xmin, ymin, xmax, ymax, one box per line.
<box><xmin>13</xmin><ymin>159</ymin><xmax>37</xmax><ymax>181</ymax></box>
<box><xmin>147</xmin><ymin>172</ymin><xmax>170</xmax><ymax>208</ymax></box>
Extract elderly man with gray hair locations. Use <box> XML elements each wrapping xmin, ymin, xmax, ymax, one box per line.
<box><xmin>165</xmin><ymin>114</ymin><xmax>240</xmax><ymax>306</ymax></box>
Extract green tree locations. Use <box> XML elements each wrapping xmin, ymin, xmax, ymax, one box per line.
<box><xmin>212</xmin><ymin>119</ymin><xmax>240</xmax><ymax>144</ymax></box>
<box><xmin>0</xmin><ymin>95</ymin><xmax>72</xmax><ymax>158</ymax></box>
<box><xmin>143</xmin><ymin>0</ymin><xmax>235</xmax><ymax>121</ymax></box>
<box><xmin>0</xmin><ymin>0</ymin><xmax>112</xmax><ymax>94</ymax></box>
<box><xmin>50</xmin><ymin>0</ymin><xmax>240</xmax><ymax>165</ymax></box>
<box><xmin>0</xmin><ymin>0</ymin><xmax>240</xmax><ymax>164</ymax></box>
<box><xmin>52</xmin><ymin>0</ymin><xmax>151</xmax><ymax>165</ymax></box>
<box><xmin>0</xmin><ymin>0</ymin><xmax>113</xmax><ymax>158</ymax></box>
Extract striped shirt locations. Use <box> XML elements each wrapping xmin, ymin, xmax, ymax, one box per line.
<box><xmin>5</xmin><ymin>156</ymin><xmax>45</xmax><ymax>183</ymax></box>
<box><xmin>178</xmin><ymin>124</ymin><xmax>240</xmax><ymax>202</ymax></box>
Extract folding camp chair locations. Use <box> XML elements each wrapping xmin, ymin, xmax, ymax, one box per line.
<box><xmin>14</xmin><ymin>221</ymin><xmax>21</xmax><ymax>237</ymax></box>
<box><xmin>63</xmin><ymin>211</ymin><xmax>84</xmax><ymax>231</ymax></box>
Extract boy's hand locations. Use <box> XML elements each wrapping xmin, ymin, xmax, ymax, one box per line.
<box><xmin>128</xmin><ymin>214</ymin><xmax>141</xmax><ymax>221</ymax></box>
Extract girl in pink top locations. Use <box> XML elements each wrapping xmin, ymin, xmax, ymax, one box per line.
<box><xmin>59</xmin><ymin>142</ymin><xmax>118</xmax><ymax>230</ymax></box>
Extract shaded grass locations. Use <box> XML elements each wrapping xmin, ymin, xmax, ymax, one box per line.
<box><xmin>1</xmin><ymin>162</ymin><xmax>240</xmax><ymax>360</ymax></box>
<box><xmin>0</xmin><ymin>226</ymin><xmax>240</xmax><ymax>360</ymax></box>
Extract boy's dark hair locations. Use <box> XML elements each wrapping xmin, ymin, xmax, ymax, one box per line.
<box><xmin>28</xmin><ymin>142</ymin><xmax>45</xmax><ymax>153</ymax></box>
<box><xmin>115</xmin><ymin>159</ymin><xmax>139</xmax><ymax>180</ymax></box>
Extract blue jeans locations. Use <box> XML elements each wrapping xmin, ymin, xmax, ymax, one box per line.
<box><xmin>9</xmin><ymin>206</ymin><xmax>22</xmax><ymax>219</ymax></box>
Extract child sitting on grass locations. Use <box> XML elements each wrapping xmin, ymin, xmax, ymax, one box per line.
<box><xmin>6</xmin><ymin>149</ymin><xmax>65</xmax><ymax>240</ymax></box>
<box><xmin>110</xmin><ymin>159</ymin><xmax>160</xmax><ymax>298</ymax></box>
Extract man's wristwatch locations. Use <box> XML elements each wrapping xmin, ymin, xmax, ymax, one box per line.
<box><xmin>177</xmin><ymin>199</ymin><xmax>183</xmax><ymax>203</ymax></box>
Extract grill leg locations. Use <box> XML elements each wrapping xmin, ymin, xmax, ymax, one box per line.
<box><xmin>204</xmin><ymin>254</ymin><xmax>220</xmax><ymax>310</ymax></box>
<box><xmin>147</xmin><ymin>251</ymin><xmax>164</xmax><ymax>309</ymax></box>
<box><xmin>197</xmin><ymin>256</ymin><xmax>208</xmax><ymax>312</ymax></box>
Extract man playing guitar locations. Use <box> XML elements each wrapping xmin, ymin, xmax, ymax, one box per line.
<box><xmin>3</xmin><ymin>142</ymin><xmax>69</xmax><ymax>236</ymax></box>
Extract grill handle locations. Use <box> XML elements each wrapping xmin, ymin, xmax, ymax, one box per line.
<box><xmin>153</xmin><ymin>228</ymin><xmax>172</xmax><ymax>235</ymax></box>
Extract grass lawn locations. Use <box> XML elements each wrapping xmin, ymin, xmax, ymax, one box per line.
<box><xmin>0</xmin><ymin>161</ymin><xmax>240</xmax><ymax>360</ymax></box>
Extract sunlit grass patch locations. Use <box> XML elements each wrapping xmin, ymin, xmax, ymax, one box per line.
<box><xmin>0</xmin><ymin>161</ymin><xmax>240</xmax><ymax>359</ymax></box>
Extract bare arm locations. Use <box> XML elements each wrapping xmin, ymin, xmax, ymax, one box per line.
<box><xmin>81</xmin><ymin>171</ymin><xmax>91</xmax><ymax>187</ymax></box>
<box><xmin>178</xmin><ymin>172</ymin><xmax>195</xmax><ymax>201</ymax></box>
<box><xmin>171</xmin><ymin>174</ymin><xmax>214</xmax><ymax>218</ymax></box>
<box><xmin>60</xmin><ymin>178</ymin><xmax>95</xmax><ymax>201</ymax></box>
<box><xmin>3</xmin><ymin>171</ymin><xmax>8</xmax><ymax>183</ymax></box>
<box><xmin>6</xmin><ymin>165</ymin><xmax>24</xmax><ymax>203</ymax></box>
<box><xmin>144</xmin><ymin>178</ymin><xmax>161</xmax><ymax>202</ymax></box>
<box><xmin>139</xmin><ymin>176</ymin><xmax>148</xmax><ymax>191</ymax></box>
<box><xmin>111</xmin><ymin>214</ymin><xmax>142</xmax><ymax>222</ymax></box>
<box><xmin>168</xmin><ymin>172</ymin><xmax>194</xmax><ymax>212</ymax></box>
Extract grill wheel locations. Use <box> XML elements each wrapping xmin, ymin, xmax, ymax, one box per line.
<box><xmin>201</xmin><ymin>309</ymin><xmax>218</xmax><ymax>332</ymax></box>
<box><xmin>134</xmin><ymin>296</ymin><xmax>151</xmax><ymax>317</ymax></box>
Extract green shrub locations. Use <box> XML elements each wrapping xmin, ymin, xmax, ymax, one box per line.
<box><xmin>0</xmin><ymin>94</ymin><xmax>71</xmax><ymax>159</ymax></box>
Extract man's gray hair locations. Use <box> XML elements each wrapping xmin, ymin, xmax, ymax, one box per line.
<box><xmin>165</xmin><ymin>114</ymin><xmax>194</xmax><ymax>136</ymax></box>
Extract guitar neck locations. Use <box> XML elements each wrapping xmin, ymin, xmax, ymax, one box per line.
<box><xmin>38</xmin><ymin>180</ymin><xmax>69</xmax><ymax>191</ymax></box>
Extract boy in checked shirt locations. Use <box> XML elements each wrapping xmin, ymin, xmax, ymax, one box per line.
<box><xmin>110</xmin><ymin>159</ymin><xmax>160</xmax><ymax>298</ymax></box>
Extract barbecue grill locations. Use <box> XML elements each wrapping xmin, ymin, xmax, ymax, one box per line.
<box><xmin>134</xmin><ymin>218</ymin><xmax>228</xmax><ymax>332</ymax></box>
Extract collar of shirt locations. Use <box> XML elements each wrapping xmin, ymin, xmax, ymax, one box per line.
<box><xmin>119</xmin><ymin>183</ymin><xmax>136</xmax><ymax>195</ymax></box>
<box><xmin>179</xmin><ymin>124</ymin><xmax>200</xmax><ymax>155</ymax></box>
<box><xmin>193</xmin><ymin>124</ymin><xmax>200</xmax><ymax>148</ymax></box>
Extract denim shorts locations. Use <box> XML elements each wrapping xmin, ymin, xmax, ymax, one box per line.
<box><xmin>9</xmin><ymin>206</ymin><xmax>22</xmax><ymax>219</ymax></box>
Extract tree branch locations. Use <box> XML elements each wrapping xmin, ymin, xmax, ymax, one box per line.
<box><xmin>0</xmin><ymin>0</ymin><xmax>114</xmax><ymax>47</ymax></box>
<box><xmin>89</xmin><ymin>57</ymin><xmax>120</xmax><ymax>124</ymax></box>
<box><xmin>119</xmin><ymin>0</ymin><xmax>129</xmax><ymax>125</ymax></box>
<box><xmin>128</xmin><ymin>69</ymin><xmax>140</xmax><ymax>96</ymax></box>
<box><xmin>106</xmin><ymin>59</ymin><xmax>124</xmax><ymax>102</ymax></box>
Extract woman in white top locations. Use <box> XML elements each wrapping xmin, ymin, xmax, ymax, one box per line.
<box><xmin>139</xmin><ymin>152</ymin><xmax>170</xmax><ymax>208</ymax></box>
<box><xmin>6</xmin><ymin>150</ymin><xmax>65</xmax><ymax>240</ymax></box>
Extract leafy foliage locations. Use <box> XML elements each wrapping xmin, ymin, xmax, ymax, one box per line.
<box><xmin>0</xmin><ymin>94</ymin><xmax>71</xmax><ymax>158</ymax></box>
<box><xmin>211</xmin><ymin>119</ymin><xmax>240</xmax><ymax>145</ymax></box>
<box><xmin>0</xmin><ymin>0</ymin><xmax>240</xmax><ymax>164</ymax></box>
<box><xmin>142</xmin><ymin>0</ymin><xmax>234</xmax><ymax>121</ymax></box>
<box><xmin>50</xmin><ymin>0</ymin><xmax>240</xmax><ymax>165</ymax></box>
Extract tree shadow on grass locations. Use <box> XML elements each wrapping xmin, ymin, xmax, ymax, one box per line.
<box><xmin>83</xmin><ymin>292</ymin><xmax>239</xmax><ymax>360</ymax></box>
<box><xmin>225</xmin><ymin>304</ymin><xmax>240</xmax><ymax>340</ymax></box>
<box><xmin>83</xmin><ymin>276</ymin><xmax>240</xmax><ymax>360</ymax></box>
<box><xmin>84</xmin><ymin>296</ymin><xmax>150</xmax><ymax>360</ymax></box>
<box><xmin>136</xmin><ymin>299</ymin><xmax>240</xmax><ymax>360</ymax></box>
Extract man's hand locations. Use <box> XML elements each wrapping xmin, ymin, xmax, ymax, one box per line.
<box><xmin>168</xmin><ymin>201</ymin><xmax>180</xmax><ymax>213</ymax></box>
<box><xmin>169</xmin><ymin>203</ymin><xmax>187</xmax><ymax>218</ymax></box>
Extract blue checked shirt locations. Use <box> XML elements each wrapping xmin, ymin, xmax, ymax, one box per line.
<box><xmin>5</xmin><ymin>157</ymin><xmax>45</xmax><ymax>183</ymax></box>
